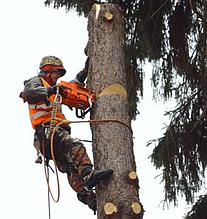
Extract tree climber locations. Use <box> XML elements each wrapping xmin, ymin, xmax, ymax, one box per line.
<box><xmin>19</xmin><ymin>55</ymin><xmax>113</xmax><ymax>214</ymax></box>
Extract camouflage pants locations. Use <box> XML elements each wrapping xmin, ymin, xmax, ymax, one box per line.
<box><xmin>34</xmin><ymin>124</ymin><xmax>92</xmax><ymax>192</ymax></box>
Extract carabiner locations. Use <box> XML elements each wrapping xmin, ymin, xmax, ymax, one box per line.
<box><xmin>54</xmin><ymin>86</ymin><xmax>62</xmax><ymax>104</ymax></box>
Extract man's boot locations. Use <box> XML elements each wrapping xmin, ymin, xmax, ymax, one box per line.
<box><xmin>83</xmin><ymin>169</ymin><xmax>114</xmax><ymax>190</ymax></box>
<box><xmin>77</xmin><ymin>190</ymin><xmax>97</xmax><ymax>215</ymax></box>
<box><xmin>71</xmin><ymin>144</ymin><xmax>114</xmax><ymax>190</ymax></box>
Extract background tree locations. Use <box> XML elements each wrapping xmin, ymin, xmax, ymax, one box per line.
<box><xmin>44</xmin><ymin>0</ymin><xmax>207</xmax><ymax>218</ymax></box>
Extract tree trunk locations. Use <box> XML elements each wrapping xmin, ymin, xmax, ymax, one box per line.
<box><xmin>86</xmin><ymin>4</ymin><xmax>143</xmax><ymax>219</ymax></box>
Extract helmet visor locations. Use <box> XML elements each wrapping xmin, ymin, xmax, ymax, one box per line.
<box><xmin>55</xmin><ymin>67</ymin><xmax>66</xmax><ymax>76</ymax></box>
<box><xmin>40</xmin><ymin>65</ymin><xmax>66</xmax><ymax>77</ymax></box>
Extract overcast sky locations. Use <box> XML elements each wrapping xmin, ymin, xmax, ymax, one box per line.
<box><xmin>0</xmin><ymin>1</ymin><xmax>191</xmax><ymax>218</ymax></box>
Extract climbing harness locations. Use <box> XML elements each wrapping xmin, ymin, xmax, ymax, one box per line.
<box><xmin>46</xmin><ymin>86</ymin><xmax>62</xmax><ymax>139</ymax></box>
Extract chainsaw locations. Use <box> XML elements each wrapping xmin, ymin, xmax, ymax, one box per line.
<box><xmin>57</xmin><ymin>81</ymin><xmax>95</xmax><ymax>119</ymax></box>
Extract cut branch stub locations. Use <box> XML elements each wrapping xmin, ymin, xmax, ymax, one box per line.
<box><xmin>128</xmin><ymin>170</ymin><xmax>138</xmax><ymax>181</ymax></box>
<box><xmin>131</xmin><ymin>202</ymin><xmax>142</xmax><ymax>215</ymax></box>
<box><xmin>104</xmin><ymin>202</ymin><xmax>118</xmax><ymax>215</ymax></box>
<box><xmin>104</xmin><ymin>11</ymin><xmax>113</xmax><ymax>21</ymax></box>
<box><xmin>95</xmin><ymin>4</ymin><xmax>101</xmax><ymax>19</ymax></box>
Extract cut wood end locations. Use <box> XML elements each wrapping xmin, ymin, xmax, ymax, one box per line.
<box><xmin>128</xmin><ymin>171</ymin><xmax>137</xmax><ymax>180</ymax></box>
<box><xmin>104</xmin><ymin>202</ymin><xmax>117</xmax><ymax>215</ymax></box>
<box><xmin>131</xmin><ymin>202</ymin><xmax>141</xmax><ymax>215</ymax></box>
<box><xmin>104</xmin><ymin>11</ymin><xmax>113</xmax><ymax>21</ymax></box>
<box><xmin>95</xmin><ymin>4</ymin><xmax>101</xmax><ymax>19</ymax></box>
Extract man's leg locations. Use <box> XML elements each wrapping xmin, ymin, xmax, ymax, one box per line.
<box><xmin>56</xmin><ymin>127</ymin><xmax>114</xmax><ymax>189</ymax></box>
<box><xmin>67</xmin><ymin>171</ymin><xmax>97</xmax><ymax>214</ymax></box>
<box><xmin>69</xmin><ymin>140</ymin><xmax>114</xmax><ymax>190</ymax></box>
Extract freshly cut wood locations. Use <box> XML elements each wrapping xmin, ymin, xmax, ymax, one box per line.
<box><xmin>104</xmin><ymin>202</ymin><xmax>117</xmax><ymax>215</ymax></box>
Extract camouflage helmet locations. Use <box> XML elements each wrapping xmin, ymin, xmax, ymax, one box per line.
<box><xmin>39</xmin><ymin>55</ymin><xmax>66</xmax><ymax>76</ymax></box>
<box><xmin>40</xmin><ymin>56</ymin><xmax>64</xmax><ymax>68</ymax></box>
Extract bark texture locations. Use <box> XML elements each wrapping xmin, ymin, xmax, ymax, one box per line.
<box><xmin>86</xmin><ymin>4</ymin><xmax>143</xmax><ymax>219</ymax></box>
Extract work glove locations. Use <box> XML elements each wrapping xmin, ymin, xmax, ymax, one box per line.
<box><xmin>76</xmin><ymin>58</ymin><xmax>89</xmax><ymax>83</ymax></box>
<box><xmin>69</xmin><ymin>78</ymin><xmax>85</xmax><ymax>87</ymax></box>
<box><xmin>47</xmin><ymin>85</ymin><xmax>57</xmax><ymax>97</ymax></box>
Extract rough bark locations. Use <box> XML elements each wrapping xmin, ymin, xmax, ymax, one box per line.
<box><xmin>86</xmin><ymin>4</ymin><xmax>143</xmax><ymax>219</ymax></box>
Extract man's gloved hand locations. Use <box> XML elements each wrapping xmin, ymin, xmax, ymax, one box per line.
<box><xmin>48</xmin><ymin>85</ymin><xmax>65</xmax><ymax>97</ymax></box>
<box><xmin>70</xmin><ymin>78</ymin><xmax>85</xmax><ymax>87</ymax></box>
<box><xmin>47</xmin><ymin>85</ymin><xmax>57</xmax><ymax>97</ymax></box>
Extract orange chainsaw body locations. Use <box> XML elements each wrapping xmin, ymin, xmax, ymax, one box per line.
<box><xmin>58</xmin><ymin>81</ymin><xmax>95</xmax><ymax>110</ymax></box>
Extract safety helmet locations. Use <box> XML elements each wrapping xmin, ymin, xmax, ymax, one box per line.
<box><xmin>39</xmin><ymin>56</ymin><xmax>66</xmax><ymax>76</ymax></box>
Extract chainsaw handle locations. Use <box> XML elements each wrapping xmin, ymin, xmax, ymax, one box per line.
<box><xmin>75</xmin><ymin>108</ymin><xmax>91</xmax><ymax>119</ymax></box>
